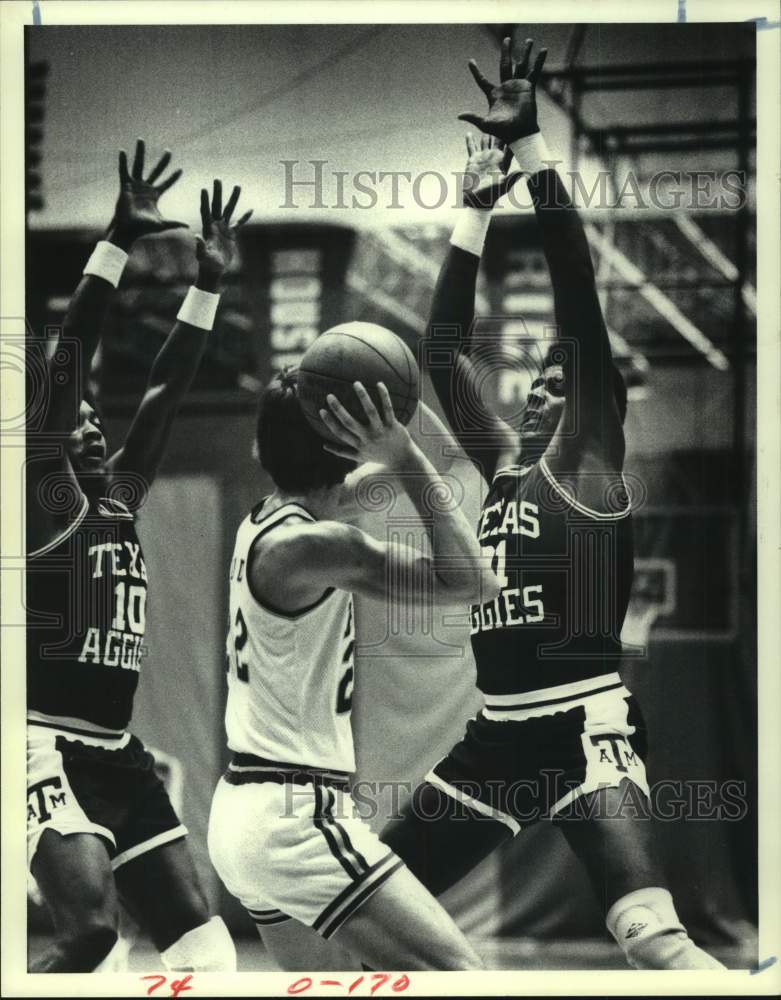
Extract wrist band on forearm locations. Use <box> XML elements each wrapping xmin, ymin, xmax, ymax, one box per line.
<box><xmin>450</xmin><ymin>207</ymin><xmax>492</xmax><ymax>257</ymax></box>
<box><xmin>176</xmin><ymin>286</ymin><xmax>220</xmax><ymax>330</ymax></box>
<box><xmin>82</xmin><ymin>241</ymin><xmax>129</xmax><ymax>288</ymax></box>
<box><xmin>510</xmin><ymin>132</ymin><xmax>553</xmax><ymax>177</ymax></box>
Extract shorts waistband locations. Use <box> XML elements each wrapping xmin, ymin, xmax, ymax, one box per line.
<box><xmin>27</xmin><ymin>712</ymin><xmax>129</xmax><ymax>746</ymax></box>
<box><xmin>482</xmin><ymin>673</ymin><xmax>627</xmax><ymax>721</ymax></box>
<box><xmin>225</xmin><ymin>753</ymin><xmax>351</xmax><ymax>790</ymax></box>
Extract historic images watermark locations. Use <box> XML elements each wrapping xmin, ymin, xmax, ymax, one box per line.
<box><xmin>280</xmin><ymin>160</ymin><xmax>747</xmax><ymax>212</ymax></box>
<box><xmin>282</xmin><ymin>776</ymin><xmax>749</xmax><ymax>825</ymax></box>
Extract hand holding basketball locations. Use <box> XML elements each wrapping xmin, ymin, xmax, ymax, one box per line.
<box><xmin>320</xmin><ymin>382</ymin><xmax>415</xmax><ymax>469</ymax></box>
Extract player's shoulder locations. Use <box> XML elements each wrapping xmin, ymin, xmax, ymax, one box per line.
<box><xmin>252</xmin><ymin>518</ymin><xmax>365</xmax><ymax>573</ymax></box>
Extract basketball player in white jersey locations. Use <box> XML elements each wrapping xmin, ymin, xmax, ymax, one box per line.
<box><xmin>208</xmin><ymin>370</ymin><xmax>500</xmax><ymax>970</ymax></box>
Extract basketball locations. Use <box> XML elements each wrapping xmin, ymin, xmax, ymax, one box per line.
<box><xmin>297</xmin><ymin>322</ymin><xmax>420</xmax><ymax>441</ymax></box>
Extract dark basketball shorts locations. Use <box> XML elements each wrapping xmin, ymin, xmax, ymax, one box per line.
<box><xmin>27</xmin><ymin>720</ymin><xmax>187</xmax><ymax>872</ymax></box>
<box><xmin>426</xmin><ymin>676</ymin><xmax>650</xmax><ymax>835</ymax></box>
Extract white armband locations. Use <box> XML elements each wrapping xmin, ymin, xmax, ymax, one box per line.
<box><xmin>177</xmin><ymin>286</ymin><xmax>220</xmax><ymax>331</ymax></box>
<box><xmin>510</xmin><ymin>132</ymin><xmax>554</xmax><ymax>177</ymax></box>
<box><xmin>82</xmin><ymin>241</ymin><xmax>129</xmax><ymax>288</ymax></box>
<box><xmin>450</xmin><ymin>207</ymin><xmax>492</xmax><ymax>257</ymax></box>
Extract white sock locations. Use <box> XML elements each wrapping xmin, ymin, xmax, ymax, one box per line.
<box><xmin>606</xmin><ymin>887</ymin><xmax>725</xmax><ymax>970</ymax></box>
<box><xmin>160</xmin><ymin>915</ymin><xmax>236</xmax><ymax>972</ymax></box>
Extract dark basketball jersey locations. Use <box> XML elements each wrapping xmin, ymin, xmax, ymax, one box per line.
<box><xmin>470</xmin><ymin>457</ymin><xmax>634</xmax><ymax>696</ymax></box>
<box><xmin>27</xmin><ymin>494</ymin><xmax>148</xmax><ymax>731</ymax></box>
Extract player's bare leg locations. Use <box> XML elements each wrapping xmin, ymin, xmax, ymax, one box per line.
<box><xmin>30</xmin><ymin>831</ymin><xmax>119</xmax><ymax>972</ymax></box>
<box><xmin>330</xmin><ymin>865</ymin><xmax>482</xmax><ymax>970</ymax></box>
<box><xmin>380</xmin><ymin>781</ymin><xmax>511</xmax><ymax>897</ymax></box>
<box><xmin>554</xmin><ymin>779</ymin><xmax>724</xmax><ymax>969</ymax></box>
<box><xmin>115</xmin><ymin>839</ymin><xmax>235</xmax><ymax>970</ymax></box>
<box><xmin>260</xmin><ymin>918</ymin><xmax>360</xmax><ymax>971</ymax></box>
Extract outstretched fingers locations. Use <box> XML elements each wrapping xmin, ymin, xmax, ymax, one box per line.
<box><xmin>118</xmin><ymin>149</ymin><xmax>131</xmax><ymax>184</ymax></box>
<box><xmin>200</xmin><ymin>188</ymin><xmax>211</xmax><ymax>235</ymax></box>
<box><xmin>353</xmin><ymin>382</ymin><xmax>382</xmax><ymax>430</ymax></box>
<box><xmin>499</xmin><ymin>36</ymin><xmax>514</xmax><ymax>81</ymax></box>
<box><xmin>234</xmin><ymin>209</ymin><xmax>253</xmax><ymax>228</ymax></box>
<box><xmin>223</xmin><ymin>185</ymin><xmax>241</xmax><ymax>224</ymax></box>
<box><xmin>514</xmin><ymin>38</ymin><xmax>533</xmax><ymax>79</ymax></box>
<box><xmin>323</xmin><ymin>441</ymin><xmax>359</xmax><ymax>460</ymax></box>
<box><xmin>528</xmin><ymin>47</ymin><xmax>548</xmax><ymax>85</ymax></box>
<box><xmin>320</xmin><ymin>398</ymin><xmax>362</xmax><ymax>447</ymax></box>
<box><xmin>376</xmin><ymin>383</ymin><xmax>395</xmax><ymax>426</ymax></box>
<box><xmin>467</xmin><ymin>58</ymin><xmax>494</xmax><ymax>99</ymax></box>
<box><xmin>211</xmin><ymin>178</ymin><xmax>223</xmax><ymax>220</ymax></box>
<box><xmin>458</xmin><ymin>112</ymin><xmax>486</xmax><ymax>129</ymax></box>
<box><xmin>325</xmin><ymin>393</ymin><xmax>364</xmax><ymax>435</ymax></box>
<box><xmin>131</xmin><ymin>138</ymin><xmax>145</xmax><ymax>180</ymax></box>
<box><xmin>155</xmin><ymin>168</ymin><xmax>182</xmax><ymax>194</ymax></box>
<box><xmin>146</xmin><ymin>149</ymin><xmax>172</xmax><ymax>184</ymax></box>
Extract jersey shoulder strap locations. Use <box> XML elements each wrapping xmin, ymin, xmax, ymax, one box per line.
<box><xmin>538</xmin><ymin>457</ymin><xmax>632</xmax><ymax>520</ymax></box>
<box><xmin>27</xmin><ymin>492</ymin><xmax>90</xmax><ymax>560</ymax></box>
<box><xmin>244</xmin><ymin>501</ymin><xmax>335</xmax><ymax>619</ymax></box>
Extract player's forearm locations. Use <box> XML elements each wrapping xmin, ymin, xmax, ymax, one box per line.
<box><xmin>523</xmin><ymin>155</ymin><xmax>613</xmax><ymax>376</ymax></box>
<box><xmin>110</xmin><ymin>280</ymin><xmax>217</xmax><ymax>485</ymax></box>
<box><xmin>426</xmin><ymin>210</ymin><xmax>513</xmax><ymax>477</ymax></box>
<box><xmin>395</xmin><ymin>440</ymin><xmax>495</xmax><ymax>600</ymax></box>
<box><xmin>48</xmin><ymin>233</ymin><xmax>130</xmax><ymax>432</ymax></box>
<box><xmin>146</xmin><ymin>267</ymin><xmax>221</xmax><ymax>391</ymax></box>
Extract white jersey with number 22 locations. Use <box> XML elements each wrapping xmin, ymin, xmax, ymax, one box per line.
<box><xmin>224</xmin><ymin>501</ymin><xmax>356</xmax><ymax>774</ymax></box>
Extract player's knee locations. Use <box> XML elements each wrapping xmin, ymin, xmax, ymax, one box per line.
<box><xmin>61</xmin><ymin>913</ymin><xmax>119</xmax><ymax>969</ymax></box>
<box><xmin>606</xmin><ymin>887</ymin><xmax>724</xmax><ymax>970</ymax></box>
<box><xmin>418</xmin><ymin>929</ymin><xmax>482</xmax><ymax>972</ymax></box>
<box><xmin>437</xmin><ymin>938</ymin><xmax>483</xmax><ymax>971</ymax></box>
<box><xmin>160</xmin><ymin>915</ymin><xmax>236</xmax><ymax>972</ymax></box>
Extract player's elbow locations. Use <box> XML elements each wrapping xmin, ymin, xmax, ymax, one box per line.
<box><xmin>437</xmin><ymin>565</ymin><xmax>501</xmax><ymax>604</ymax></box>
<box><xmin>476</xmin><ymin>567</ymin><xmax>503</xmax><ymax>604</ymax></box>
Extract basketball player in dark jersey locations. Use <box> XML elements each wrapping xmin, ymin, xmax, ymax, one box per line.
<box><xmin>380</xmin><ymin>40</ymin><xmax>724</xmax><ymax>970</ymax></box>
<box><xmin>26</xmin><ymin>140</ymin><xmax>250</xmax><ymax>972</ymax></box>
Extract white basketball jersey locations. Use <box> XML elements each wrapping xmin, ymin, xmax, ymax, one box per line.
<box><xmin>224</xmin><ymin>500</ymin><xmax>356</xmax><ymax>774</ymax></box>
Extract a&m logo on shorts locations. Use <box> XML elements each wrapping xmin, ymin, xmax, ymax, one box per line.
<box><xmin>589</xmin><ymin>734</ymin><xmax>640</xmax><ymax>773</ymax></box>
<box><xmin>28</xmin><ymin>777</ymin><xmax>67</xmax><ymax>824</ymax></box>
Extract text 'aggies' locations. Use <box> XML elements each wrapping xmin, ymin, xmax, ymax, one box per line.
<box><xmin>77</xmin><ymin>540</ymin><xmax>148</xmax><ymax>670</ymax></box>
<box><xmin>471</xmin><ymin>495</ymin><xmax>546</xmax><ymax>634</ymax></box>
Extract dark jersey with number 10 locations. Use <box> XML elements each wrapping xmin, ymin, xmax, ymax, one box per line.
<box><xmin>470</xmin><ymin>457</ymin><xmax>634</xmax><ymax>697</ymax></box>
<box><xmin>27</xmin><ymin>495</ymin><xmax>148</xmax><ymax>731</ymax></box>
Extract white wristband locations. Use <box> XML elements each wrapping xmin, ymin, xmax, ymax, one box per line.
<box><xmin>82</xmin><ymin>240</ymin><xmax>129</xmax><ymax>288</ymax></box>
<box><xmin>510</xmin><ymin>132</ymin><xmax>554</xmax><ymax>177</ymax></box>
<box><xmin>176</xmin><ymin>285</ymin><xmax>220</xmax><ymax>331</ymax></box>
<box><xmin>450</xmin><ymin>207</ymin><xmax>492</xmax><ymax>257</ymax></box>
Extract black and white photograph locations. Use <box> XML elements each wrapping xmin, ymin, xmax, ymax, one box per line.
<box><xmin>1</xmin><ymin>0</ymin><xmax>779</xmax><ymax>995</ymax></box>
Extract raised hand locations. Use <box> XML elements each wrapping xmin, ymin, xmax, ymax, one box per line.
<box><xmin>458</xmin><ymin>36</ymin><xmax>547</xmax><ymax>144</ymax></box>
<box><xmin>195</xmin><ymin>179</ymin><xmax>253</xmax><ymax>290</ymax></box>
<box><xmin>320</xmin><ymin>382</ymin><xmax>415</xmax><ymax>470</ymax></box>
<box><xmin>111</xmin><ymin>138</ymin><xmax>187</xmax><ymax>244</ymax></box>
<box><xmin>462</xmin><ymin>133</ymin><xmax>522</xmax><ymax>209</ymax></box>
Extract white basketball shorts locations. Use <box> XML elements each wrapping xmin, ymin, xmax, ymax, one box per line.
<box><xmin>208</xmin><ymin>762</ymin><xmax>403</xmax><ymax>939</ymax></box>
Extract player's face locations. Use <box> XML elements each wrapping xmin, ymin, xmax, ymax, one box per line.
<box><xmin>67</xmin><ymin>401</ymin><xmax>107</xmax><ymax>472</ymax></box>
<box><xmin>520</xmin><ymin>365</ymin><xmax>566</xmax><ymax>444</ymax></box>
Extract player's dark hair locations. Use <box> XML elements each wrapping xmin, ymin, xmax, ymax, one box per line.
<box><xmin>256</xmin><ymin>368</ymin><xmax>356</xmax><ymax>492</ymax></box>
